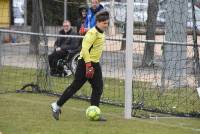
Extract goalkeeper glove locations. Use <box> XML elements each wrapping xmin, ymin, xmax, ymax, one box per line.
<box><xmin>85</xmin><ymin>62</ymin><xmax>94</xmax><ymax>79</ymax></box>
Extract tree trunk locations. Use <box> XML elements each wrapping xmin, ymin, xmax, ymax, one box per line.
<box><xmin>120</xmin><ymin>0</ymin><xmax>126</xmax><ymax>50</ymax></box>
<box><xmin>120</xmin><ymin>22</ymin><xmax>126</xmax><ymax>50</ymax></box>
<box><xmin>161</xmin><ymin>0</ymin><xmax>188</xmax><ymax>88</ymax></box>
<box><xmin>30</xmin><ymin>0</ymin><xmax>40</xmax><ymax>55</ymax></box>
<box><xmin>142</xmin><ymin>0</ymin><xmax>159</xmax><ymax>67</ymax></box>
<box><xmin>192</xmin><ymin>0</ymin><xmax>200</xmax><ymax>87</ymax></box>
<box><xmin>0</xmin><ymin>32</ymin><xmax>2</xmax><ymax>68</ymax></box>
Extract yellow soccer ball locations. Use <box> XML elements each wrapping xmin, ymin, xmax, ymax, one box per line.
<box><xmin>86</xmin><ymin>106</ymin><xmax>101</xmax><ymax>121</ymax></box>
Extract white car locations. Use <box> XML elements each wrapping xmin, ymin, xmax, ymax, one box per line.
<box><xmin>100</xmin><ymin>2</ymin><xmax>148</xmax><ymax>23</ymax></box>
<box><xmin>156</xmin><ymin>5</ymin><xmax>200</xmax><ymax>29</ymax></box>
<box><xmin>100</xmin><ymin>1</ymin><xmax>163</xmax><ymax>25</ymax></box>
<box><xmin>187</xmin><ymin>5</ymin><xmax>200</xmax><ymax>30</ymax></box>
<box><xmin>101</xmin><ymin>1</ymin><xmax>200</xmax><ymax>30</ymax></box>
<box><xmin>101</xmin><ymin>2</ymin><xmax>126</xmax><ymax>22</ymax></box>
<box><xmin>13</xmin><ymin>7</ymin><xmax>24</xmax><ymax>26</ymax></box>
<box><xmin>14</xmin><ymin>18</ymin><xmax>24</xmax><ymax>26</ymax></box>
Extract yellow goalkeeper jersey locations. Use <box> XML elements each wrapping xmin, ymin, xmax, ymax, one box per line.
<box><xmin>79</xmin><ymin>26</ymin><xmax>105</xmax><ymax>63</ymax></box>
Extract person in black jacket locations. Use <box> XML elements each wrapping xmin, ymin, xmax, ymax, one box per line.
<box><xmin>48</xmin><ymin>20</ymin><xmax>79</xmax><ymax>75</ymax></box>
<box><xmin>76</xmin><ymin>6</ymin><xmax>87</xmax><ymax>35</ymax></box>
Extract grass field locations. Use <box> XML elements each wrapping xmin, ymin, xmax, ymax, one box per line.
<box><xmin>0</xmin><ymin>93</ymin><xmax>200</xmax><ymax>134</ymax></box>
<box><xmin>1</xmin><ymin>66</ymin><xmax>200</xmax><ymax>116</ymax></box>
<box><xmin>0</xmin><ymin>67</ymin><xmax>200</xmax><ymax>134</ymax></box>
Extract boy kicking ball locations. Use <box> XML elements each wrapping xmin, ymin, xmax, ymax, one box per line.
<box><xmin>51</xmin><ymin>10</ymin><xmax>109</xmax><ymax>121</ymax></box>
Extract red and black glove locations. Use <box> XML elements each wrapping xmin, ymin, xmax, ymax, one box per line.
<box><xmin>85</xmin><ymin>62</ymin><xmax>95</xmax><ymax>79</ymax></box>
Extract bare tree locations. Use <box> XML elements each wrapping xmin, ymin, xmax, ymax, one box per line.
<box><xmin>0</xmin><ymin>32</ymin><xmax>2</xmax><ymax>68</ymax></box>
<box><xmin>161</xmin><ymin>0</ymin><xmax>188</xmax><ymax>88</ymax></box>
<box><xmin>142</xmin><ymin>0</ymin><xmax>159</xmax><ymax>66</ymax></box>
<box><xmin>29</xmin><ymin>0</ymin><xmax>40</xmax><ymax>54</ymax></box>
<box><xmin>120</xmin><ymin>0</ymin><xmax>127</xmax><ymax>50</ymax></box>
<box><xmin>120</xmin><ymin>20</ymin><xmax>126</xmax><ymax>50</ymax></box>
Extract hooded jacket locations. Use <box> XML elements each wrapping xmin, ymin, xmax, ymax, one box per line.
<box><xmin>84</xmin><ymin>4</ymin><xmax>104</xmax><ymax>29</ymax></box>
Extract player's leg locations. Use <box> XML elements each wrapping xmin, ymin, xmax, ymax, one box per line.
<box><xmin>51</xmin><ymin>59</ymin><xmax>87</xmax><ymax>120</ymax></box>
<box><xmin>88</xmin><ymin>63</ymin><xmax>106</xmax><ymax>121</ymax></box>
<box><xmin>88</xmin><ymin>63</ymin><xmax>103</xmax><ymax>106</ymax></box>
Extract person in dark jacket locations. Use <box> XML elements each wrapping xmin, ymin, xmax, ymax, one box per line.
<box><xmin>76</xmin><ymin>6</ymin><xmax>87</xmax><ymax>35</ymax></box>
<box><xmin>84</xmin><ymin>0</ymin><xmax>104</xmax><ymax>29</ymax></box>
<box><xmin>48</xmin><ymin>20</ymin><xmax>79</xmax><ymax>75</ymax></box>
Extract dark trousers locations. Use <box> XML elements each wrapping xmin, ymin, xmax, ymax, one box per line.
<box><xmin>57</xmin><ymin>59</ymin><xmax>103</xmax><ymax>107</ymax></box>
<box><xmin>48</xmin><ymin>50</ymin><xmax>67</xmax><ymax>74</ymax></box>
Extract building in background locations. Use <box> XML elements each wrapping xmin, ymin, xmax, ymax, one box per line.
<box><xmin>0</xmin><ymin>0</ymin><xmax>11</xmax><ymax>27</ymax></box>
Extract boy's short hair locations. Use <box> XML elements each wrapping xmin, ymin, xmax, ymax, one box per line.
<box><xmin>95</xmin><ymin>10</ymin><xmax>109</xmax><ymax>22</ymax></box>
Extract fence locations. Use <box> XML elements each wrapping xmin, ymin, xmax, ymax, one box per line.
<box><xmin>0</xmin><ymin>0</ymin><xmax>200</xmax><ymax>118</ymax></box>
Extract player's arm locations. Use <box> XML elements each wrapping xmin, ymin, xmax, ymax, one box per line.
<box><xmin>81</xmin><ymin>31</ymin><xmax>96</xmax><ymax>63</ymax></box>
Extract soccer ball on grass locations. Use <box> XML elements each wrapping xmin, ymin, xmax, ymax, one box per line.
<box><xmin>86</xmin><ymin>106</ymin><xmax>101</xmax><ymax>121</ymax></box>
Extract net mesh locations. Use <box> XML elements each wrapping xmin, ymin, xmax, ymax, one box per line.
<box><xmin>0</xmin><ymin>0</ymin><xmax>200</xmax><ymax>117</ymax></box>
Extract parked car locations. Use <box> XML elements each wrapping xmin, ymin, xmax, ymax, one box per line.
<box><xmin>101</xmin><ymin>2</ymin><xmax>126</xmax><ymax>23</ymax></box>
<box><xmin>101</xmin><ymin>1</ymin><xmax>164</xmax><ymax>25</ymax></box>
<box><xmin>101</xmin><ymin>2</ymin><xmax>148</xmax><ymax>23</ymax></box>
<box><xmin>133</xmin><ymin>2</ymin><xmax>148</xmax><ymax>23</ymax></box>
<box><xmin>156</xmin><ymin>5</ymin><xmax>200</xmax><ymax>29</ymax></box>
<box><xmin>156</xmin><ymin>9</ymin><xmax>166</xmax><ymax>26</ymax></box>
<box><xmin>13</xmin><ymin>7</ymin><xmax>24</xmax><ymax>26</ymax></box>
<box><xmin>101</xmin><ymin>1</ymin><xmax>200</xmax><ymax>30</ymax></box>
<box><xmin>187</xmin><ymin>5</ymin><xmax>200</xmax><ymax>30</ymax></box>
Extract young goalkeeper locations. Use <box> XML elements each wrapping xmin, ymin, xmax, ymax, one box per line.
<box><xmin>51</xmin><ymin>10</ymin><xmax>109</xmax><ymax>121</ymax></box>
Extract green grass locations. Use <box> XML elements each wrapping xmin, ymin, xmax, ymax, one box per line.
<box><xmin>0</xmin><ymin>66</ymin><xmax>200</xmax><ymax>116</ymax></box>
<box><xmin>0</xmin><ymin>66</ymin><xmax>36</xmax><ymax>92</ymax></box>
<box><xmin>0</xmin><ymin>93</ymin><xmax>200</xmax><ymax>134</ymax></box>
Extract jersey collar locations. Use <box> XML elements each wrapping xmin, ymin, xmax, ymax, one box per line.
<box><xmin>95</xmin><ymin>26</ymin><xmax>103</xmax><ymax>33</ymax></box>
